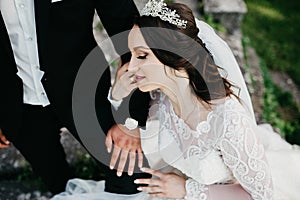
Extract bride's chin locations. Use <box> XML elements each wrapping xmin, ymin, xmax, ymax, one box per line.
<box><xmin>138</xmin><ymin>87</ymin><xmax>150</xmax><ymax>93</ymax></box>
<box><xmin>137</xmin><ymin>85</ymin><xmax>156</xmax><ymax>93</ymax></box>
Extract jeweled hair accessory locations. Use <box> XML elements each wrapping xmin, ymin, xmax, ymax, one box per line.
<box><xmin>141</xmin><ymin>0</ymin><xmax>188</xmax><ymax>29</ymax></box>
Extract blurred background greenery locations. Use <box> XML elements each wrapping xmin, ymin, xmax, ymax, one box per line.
<box><xmin>242</xmin><ymin>0</ymin><xmax>300</xmax><ymax>144</ymax></box>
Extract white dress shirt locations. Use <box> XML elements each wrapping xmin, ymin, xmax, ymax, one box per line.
<box><xmin>0</xmin><ymin>0</ymin><xmax>50</xmax><ymax>106</ymax></box>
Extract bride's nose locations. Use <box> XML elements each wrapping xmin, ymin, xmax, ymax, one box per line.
<box><xmin>127</xmin><ymin>57</ymin><xmax>139</xmax><ymax>73</ymax></box>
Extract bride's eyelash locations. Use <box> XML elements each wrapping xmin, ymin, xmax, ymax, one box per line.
<box><xmin>137</xmin><ymin>54</ymin><xmax>147</xmax><ymax>59</ymax></box>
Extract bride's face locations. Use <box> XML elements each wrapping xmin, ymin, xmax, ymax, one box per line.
<box><xmin>128</xmin><ymin>25</ymin><xmax>174</xmax><ymax>92</ymax></box>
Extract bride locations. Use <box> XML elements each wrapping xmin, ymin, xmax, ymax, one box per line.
<box><xmin>52</xmin><ymin>1</ymin><xmax>300</xmax><ymax>199</ymax></box>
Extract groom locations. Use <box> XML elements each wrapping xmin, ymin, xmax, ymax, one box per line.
<box><xmin>0</xmin><ymin>0</ymin><xmax>149</xmax><ymax>195</ymax></box>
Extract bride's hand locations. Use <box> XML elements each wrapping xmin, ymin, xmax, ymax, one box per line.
<box><xmin>134</xmin><ymin>167</ymin><xmax>186</xmax><ymax>199</ymax></box>
<box><xmin>111</xmin><ymin>62</ymin><xmax>137</xmax><ymax>101</ymax></box>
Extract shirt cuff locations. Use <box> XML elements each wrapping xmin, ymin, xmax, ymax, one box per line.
<box><xmin>107</xmin><ymin>87</ymin><xmax>123</xmax><ymax>110</ymax></box>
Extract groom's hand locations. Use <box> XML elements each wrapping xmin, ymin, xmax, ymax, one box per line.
<box><xmin>0</xmin><ymin>128</ymin><xmax>11</xmax><ymax>149</ymax></box>
<box><xmin>106</xmin><ymin>124</ymin><xmax>143</xmax><ymax>176</ymax></box>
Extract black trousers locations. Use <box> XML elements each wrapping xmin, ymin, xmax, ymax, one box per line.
<box><xmin>12</xmin><ymin>104</ymin><xmax>73</xmax><ymax>194</ymax></box>
<box><xmin>11</xmin><ymin>104</ymin><xmax>149</xmax><ymax>195</ymax></box>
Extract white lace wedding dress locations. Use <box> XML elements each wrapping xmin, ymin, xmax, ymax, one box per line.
<box><xmin>52</xmin><ymin>92</ymin><xmax>300</xmax><ymax>200</ymax></box>
<box><xmin>52</xmin><ymin>17</ymin><xmax>300</xmax><ymax>200</ymax></box>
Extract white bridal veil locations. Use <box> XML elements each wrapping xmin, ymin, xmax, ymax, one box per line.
<box><xmin>196</xmin><ymin>19</ymin><xmax>256</xmax><ymax>123</ymax></box>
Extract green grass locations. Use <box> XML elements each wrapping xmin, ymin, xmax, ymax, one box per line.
<box><xmin>260</xmin><ymin>59</ymin><xmax>300</xmax><ymax>144</ymax></box>
<box><xmin>242</xmin><ymin>0</ymin><xmax>300</xmax><ymax>85</ymax></box>
<box><xmin>71</xmin><ymin>153</ymin><xmax>105</xmax><ymax>181</ymax></box>
<box><xmin>242</xmin><ymin>0</ymin><xmax>300</xmax><ymax>144</ymax></box>
<box><xmin>0</xmin><ymin>164</ymin><xmax>49</xmax><ymax>192</ymax></box>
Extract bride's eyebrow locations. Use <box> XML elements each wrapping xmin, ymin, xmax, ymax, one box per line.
<box><xmin>133</xmin><ymin>46</ymin><xmax>150</xmax><ymax>51</ymax></box>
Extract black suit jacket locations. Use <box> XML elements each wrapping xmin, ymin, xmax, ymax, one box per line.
<box><xmin>0</xmin><ymin>0</ymin><xmax>150</xmax><ymax>141</ymax></box>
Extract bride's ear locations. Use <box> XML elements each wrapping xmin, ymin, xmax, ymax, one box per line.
<box><xmin>164</xmin><ymin>66</ymin><xmax>188</xmax><ymax>81</ymax></box>
<box><xmin>175</xmin><ymin>68</ymin><xmax>189</xmax><ymax>79</ymax></box>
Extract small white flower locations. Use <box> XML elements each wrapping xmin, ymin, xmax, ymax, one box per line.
<box><xmin>124</xmin><ymin>118</ymin><xmax>138</xmax><ymax>130</ymax></box>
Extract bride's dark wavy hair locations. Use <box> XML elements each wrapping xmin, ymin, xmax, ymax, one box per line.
<box><xmin>135</xmin><ymin>3</ymin><xmax>238</xmax><ymax>104</ymax></box>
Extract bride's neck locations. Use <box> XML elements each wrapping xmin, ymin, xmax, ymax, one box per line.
<box><xmin>160</xmin><ymin>78</ymin><xmax>207</xmax><ymax>126</ymax></box>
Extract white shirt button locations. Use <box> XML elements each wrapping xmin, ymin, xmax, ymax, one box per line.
<box><xmin>19</xmin><ymin>4</ymin><xmax>25</xmax><ymax>8</ymax></box>
<box><xmin>27</xmin><ymin>37</ymin><xmax>33</xmax><ymax>41</ymax></box>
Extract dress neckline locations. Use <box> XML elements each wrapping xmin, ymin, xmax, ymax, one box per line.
<box><xmin>160</xmin><ymin>93</ymin><xmax>230</xmax><ymax>133</ymax></box>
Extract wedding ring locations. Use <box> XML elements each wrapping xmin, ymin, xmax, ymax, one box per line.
<box><xmin>130</xmin><ymin>76</ymin><xmax>136</xmax><ymax>84</ymax></box>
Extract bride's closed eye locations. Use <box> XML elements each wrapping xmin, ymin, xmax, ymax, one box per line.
<box><xmin>137</xmin><ymin>54</ymin><xmax>148</xmax><ymax>59</ymax></box>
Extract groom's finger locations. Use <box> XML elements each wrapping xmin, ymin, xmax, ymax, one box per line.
<box><xmin>117</xmin><ymin>149</ymin><xmax>129</xmax><ymax>176</ymax></box>
<box><xmin>110</xmin><ymin>145</ymin><xmax>121</xmax><ymax>170</ymax></box>
<box><xmin>127</xmin><ymin>151</ymin><xmax>136</xmax><ymax>176</ymax></box>
<box><xmin>137</xmin><ymin>149</ymin><xmax>143</xmax><ymax>168</ymax></box>
<box><xmin>105</xmin><ymin>131</ymin><xmax>113</xmax><ymax>153</ymax></box>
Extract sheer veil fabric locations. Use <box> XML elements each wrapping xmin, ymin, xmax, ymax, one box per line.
<box><xmin>195</xmin><ymin>19</ymin><xmax>256</xmax><ymax>124</ymax></box>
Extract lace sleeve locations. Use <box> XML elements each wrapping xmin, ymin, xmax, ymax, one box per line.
<box><xmin>184</xmin><ymin>178</ymin><xmax>209</xmax><ymax>200</ymax></box>
<box><xmin>219</xmin><ymin>100</ymin><xmax>273</xmax><ymax>200</ymax></box>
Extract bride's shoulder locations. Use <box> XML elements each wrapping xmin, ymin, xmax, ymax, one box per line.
<box><xmin>211</xmin><ymin>96</ymin><xmax>246</xmax><ymax>109</ymax></box>
<box><xmin>209</xmin><ymin>96</ymin><xmax>253</xmax><ymax>119</ymax></box>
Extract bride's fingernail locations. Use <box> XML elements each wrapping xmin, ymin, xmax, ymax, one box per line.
<box><xmin>128</xmin><ymin>171</ymin><xmax>133</xmax><ymax>176</ymax></box>
<box><xmin>137</xmin><ymin>187</ymin><xmax>142</xmax><ymax>191</ymax></box>
<box><xmin>107</xmin><ymin>148</ymin><xmax>111</xmax><ymax>153</ymax></box>
<box><xmin>134</xmin><ymin>179</ymin><xmax>139</xmax><ymax>184</ymax></box>
<box><xmin>117</xmin><ymin>171</ymin><xmax>122</xmax><ymax>177</ymax></box>
<box><xmin>110</xmin><ymin>165</ymin><xmax>113</xmax><ymax>170</ymax></box>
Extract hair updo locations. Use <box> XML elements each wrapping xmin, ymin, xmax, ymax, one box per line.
<box><xmin>135</xmin><ymin>3</ymin><xmax>237</xmax><ymax>104</ymax></box>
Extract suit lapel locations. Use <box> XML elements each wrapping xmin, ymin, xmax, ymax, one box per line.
<box><xmin>34</xmin><ymin>0</ymin><xmax>51</xmax><ymax>66</ymax></box>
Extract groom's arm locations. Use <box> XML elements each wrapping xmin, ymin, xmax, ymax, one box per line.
<box><xmin>95</xmin><ymin>0</ymin><xmax>139</xmax><ymax>37</ymax></box>
<box><xmin>96</xmin><ymin>0</ymin><xmax>150</xmax><ymax>125</ymax></box>
<box><xmin>94</xmin><ymin>0</ymin><xmax>144</xmax><ymax>132</ymax></box>
<box><xmin>94</xmin><ymin>0</ymin><xmax>150</xmax><ymax>175</ymax></box>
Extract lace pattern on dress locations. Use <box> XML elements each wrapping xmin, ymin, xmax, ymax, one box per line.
<box><xmin>154</xmin><ymin>93</ymin><xmax>273</xmax><ymax>199</ymax></box>
<box><xmin>158</xmin><ymin>93</ymin><xmax>220</xmax><ymax>159</ymax></box>
<box><xmin>219</xmin><ymin>100</ymin><xmax>273</xmax><ymax>199</ymax></box>
<box><xmin>184</xmin><ymin>179</ymin><xmax>208</xmax><ymax>200</ymax></box>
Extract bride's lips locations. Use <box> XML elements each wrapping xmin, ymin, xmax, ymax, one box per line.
<box><xmin>135</xmin><ymin>75</ymin><xmax>145</xmax><ymax>83</ymax></box>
